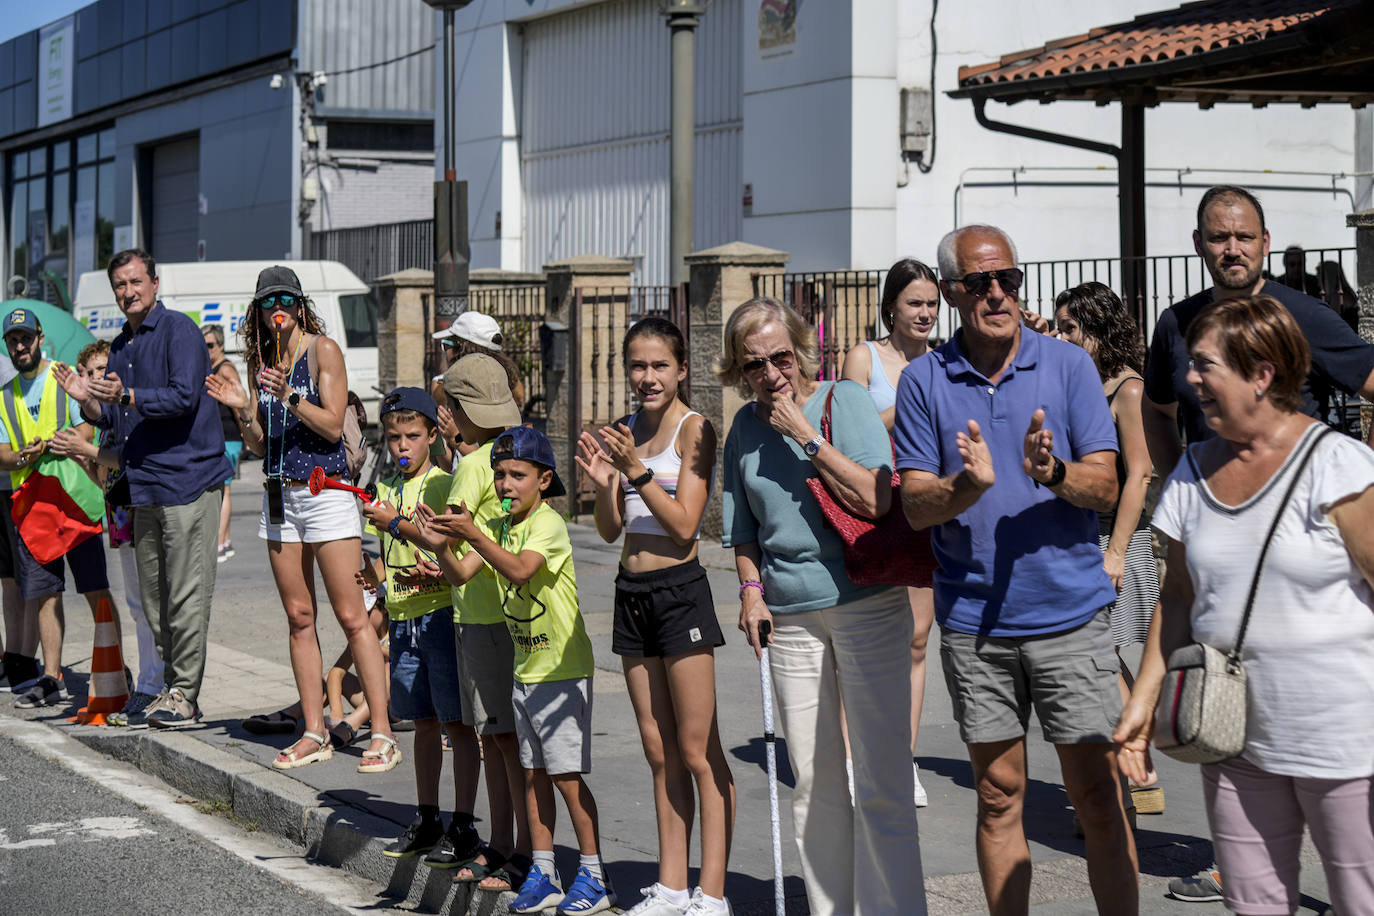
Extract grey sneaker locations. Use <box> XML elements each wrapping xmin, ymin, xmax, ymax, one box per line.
<box><xmin>15</xmin><ymin>674</ymin><xmax>67</xmax><ymax>708</ymax></box>
<box><xmin>147</xmin><ymin>687</ymin><xmax>202</xmax><ymax>729</ymax></box>
<box><xmin>1167</xmin><ymin>866</ymin><xmax>1223</xmax><ymax>902</ymax></box>
<box><xmin>109</xmin><ymin>691</ymin><xmax>160</xmax><ymax>727</ymax></box>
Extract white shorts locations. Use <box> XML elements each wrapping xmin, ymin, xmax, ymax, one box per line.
<box><xmin>258</xmin><ymin>484</ymin><xmax>362</xmax><ymax>543</ymax></box>
<box><xmin>512</xmin><ymin>676</ymin><xmax>593</xmax><ymax>775</ymax></box>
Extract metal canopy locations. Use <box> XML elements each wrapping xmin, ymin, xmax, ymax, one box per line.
<box><xmin>947</xmin><ymin>0</ymin><xmax>1374</xmax><ymax>324</ymax></box>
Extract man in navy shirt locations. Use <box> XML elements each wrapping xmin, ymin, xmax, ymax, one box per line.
<box><xmin>1143</xmin><ymin>186</ymin><xmax>1374</xmax><ymax>474</ymax></box>
<box><xmin>893</xmin><ymin>225</ymin><xmax>1138</xmax><ymax>916</ymax></box>
<box><xmin>56</xmin><ymin>249</ymin><xmax>230</xmax><ymax>728</ymax></box>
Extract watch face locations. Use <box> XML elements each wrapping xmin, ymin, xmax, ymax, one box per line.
<box><xmin>803</xmin><ymin>438</ymin><xmax>821</xmax><ymax>457</ymax></box>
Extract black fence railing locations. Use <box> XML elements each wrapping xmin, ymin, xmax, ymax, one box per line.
<box><xmin>305</xmin><ymin>219</ymin><xmax>434</xmax><ymax>285</ymax></box>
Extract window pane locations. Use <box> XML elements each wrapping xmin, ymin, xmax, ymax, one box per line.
<box><xmin>77</xmin><ymin>134</ymin><xmax>97</xmax><ymax>164</ymax></box>
<box><xmin>76</xmin><ymin>165</ymin><xmax>95</xmax><ymax>201</ymax></box>
<box><xmin>97</xmin><ymin>161</ymin><xmax>115</xmax><ymax>267</ymax></box>
<box><xmin>29</xmin><ymin>148</ymin><xmax>45</xmax><ymax>174</ymax></box>
<box><xmin>338</xmin><ymin>293</ymin><xmax>378</xmax><ymax>348</ymax></box>
<box><xmin>53</xmin><ymin>142</ymin><xmax>69</xmax><ymax>171</ymax></box>
<box><xmin>50</xmin><ymin>172</ymin><xmax>69</xmax><ymax>254</ymax></box>
<box><xmin>10</xmin><ymin>182</ymin><xmax>26</xmax><ymax>281</ymax></box>
<box><xmin>75</xmin><ymin>166</ymin><xmax>96</xmax><ymax>272</ymax></box>
<box><xmin>98</xmin><ymin>129</ymin><xmax>114</xmax><ymax>160</ymax></box>
<box><xmin>12</xmin><ymin>151</ymin><xmax>27</xmax><ymax>180</ymax></box>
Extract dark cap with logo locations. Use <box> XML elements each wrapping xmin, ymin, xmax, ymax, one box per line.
<box><xmin>254</xmin><ymin>265</ymin><xmax>304</xmax><ymax>300</ymax></box>
<box><xmin>2</xmin><ymin>308</ymin><xmax>42</xmax><ymax>338</ymax></box>
<box><xmin>379</xmin><ymin>386</ymin><xmax>438</xmax><ymax>425</ymax></box>
<box><xmin>490</xmin><ymin>426</ymin><xmax>566</xmax><ymax>498</ymax></box>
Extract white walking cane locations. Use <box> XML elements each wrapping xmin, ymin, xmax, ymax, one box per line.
<box><xmin>757</xmin><ymin>619</ymin><xmax>785</xmax><ymax>916</ymax></box>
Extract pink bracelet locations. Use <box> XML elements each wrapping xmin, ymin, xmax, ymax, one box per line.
<box><xmin>740</xmin><ymin>580</ymin><xmax>764</xmax><ymax>599</ymax></box>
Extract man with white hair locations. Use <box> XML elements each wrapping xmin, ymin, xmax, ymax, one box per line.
<box><xmin>893</xmin><ymin>225</ymin><xmax>1139</xmax><ymax>915</ymax></box>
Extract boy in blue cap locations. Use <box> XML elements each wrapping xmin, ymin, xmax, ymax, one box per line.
<box><xmin>358</xmin><ymin>386</ymin><xmax>482</xmax><ymax>868</ymax></box>
<box><xmin>421</xmin><ymin>426</ymin><xmax>613</xmax><ymax>915</ymax></box>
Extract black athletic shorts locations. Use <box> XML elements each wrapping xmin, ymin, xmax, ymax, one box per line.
<box><xmin>0</xmin><ymin>491</ymin><xmax>16</xmax><ymax>580</ymax></box>
<box><xmin>612</xmin><ymin>558</ymin><xmax>725</xmax><ymax>658</ymax></box>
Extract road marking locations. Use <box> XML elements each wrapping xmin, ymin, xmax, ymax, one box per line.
<box><xmin>0</xmin><ymin>816</ymin><xmax>156</xmax><ymax>849</ymax></box>
<box><xmin>0</xmin><ymin>716</ymin><xmax>395</xmax><ymax>913</ymax></box>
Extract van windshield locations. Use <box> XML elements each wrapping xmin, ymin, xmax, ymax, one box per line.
<box><xmin>339</xmin><ymin>292</ymin><xmax>378</xmax><ymax>348</ymax></box>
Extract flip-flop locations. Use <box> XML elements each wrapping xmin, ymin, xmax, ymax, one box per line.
<box><xmin>454</xmin><ymin>847</ymin><xmax>506</xmax><ymax>883</ymax></box>
<box><xmin>242</xmin><ymin>711</ymin><xmax>298</xmax><ymax>735</ymax></box>
<box><xmin>476</xmin><ymin>853</ymin><xmax>530</xmax><ymax>893</ymax></box>
<box><xmin>272</xmin><ymin>731</ymin><xmax>333</xmax><ymax>769</ymax></box>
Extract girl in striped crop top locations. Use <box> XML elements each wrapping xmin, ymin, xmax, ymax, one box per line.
<box><xmin>574</xmin><ymin>317</ymin><xmax>736</xmax><ymax>914</ymax></box>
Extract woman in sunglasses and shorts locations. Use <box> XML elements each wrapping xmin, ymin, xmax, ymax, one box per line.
<box><xmin>206</xmin><ymin>266</ymin><xmax>398</xmax><ymax>774</ymax></box>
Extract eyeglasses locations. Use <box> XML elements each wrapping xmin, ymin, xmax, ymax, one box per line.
<box><xmin>257</xmin><ymin>293</ymin><xmax>300</xmax><ymax>310</ymax></box>
<box><xmin>741</xmin><ymin>349</ymin><xmax>795</xmax><ymax>375</ymax></box>
<box><xmin>951</xmin><ymin>268</ymin><xmax>1024</xmax><ymax>298</ymax></box>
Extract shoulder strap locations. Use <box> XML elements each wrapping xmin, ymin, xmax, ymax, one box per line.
<box><xmin>2</xmin><ymin>380</ymin><xmax>24</xmax><ymax>443</ymax></box>
<box><xmin>819</xmin><ymin>384</ymin><xmax>835</xmax><ymax>442</ymax></box>
<box><xmin>1231</xmin><ymin>426</ymin><xmax>1334</xmax><ymax>666</ymax></box>
<box><xmin>1106</xmin><ymin>374</ymin><xmax>1143</xmax><ymax>404</ymax></box>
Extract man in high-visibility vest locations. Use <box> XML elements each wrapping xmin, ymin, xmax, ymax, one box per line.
<box><xmin>0</xmin><ymin>308</ymin><xmax>122</xmax><ymax>709</ymax></box>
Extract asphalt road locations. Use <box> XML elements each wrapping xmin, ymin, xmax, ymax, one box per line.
<box><xmin>0</xmin><ymin>724</ymin><xmax>399</xmax><ymax>915</ymax></box>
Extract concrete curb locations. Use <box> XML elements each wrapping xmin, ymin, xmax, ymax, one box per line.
<box><xmin>73</xmin><ymin>728</ymin><xmax>517</xmax><ymax>915</ymax></box>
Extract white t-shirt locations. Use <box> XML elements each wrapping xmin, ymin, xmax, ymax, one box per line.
<box><xmin>1153</xmin><ymin>424</ymin><xmax>1374</xmax><ymax>779</ymax></box>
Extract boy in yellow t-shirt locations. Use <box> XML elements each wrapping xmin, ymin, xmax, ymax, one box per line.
<box><xmin>426</xmin><ymin>426</ymin><xmax>612</xmax><ymax>915</ymax></box>
<box><xmin>358</xmin><ymin>387</ymin><xmax>481</xmax><ymax>871</ymax></box>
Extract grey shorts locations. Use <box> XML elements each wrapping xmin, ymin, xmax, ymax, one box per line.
<box><xmin>939</xmin><ymin>607</ymin><xmax>1121</xmax><ymax>745</ymax></box>
<box><xmin>512</xmin><ymin>676</ymin><xmax>592</xmax><ymax>775</ymax></box>
<box><xmin>457</xmin><ymin>621</ymin><xmax>516</xmax><ymax>734</ymax></box>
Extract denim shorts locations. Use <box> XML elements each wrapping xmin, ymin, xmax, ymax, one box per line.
<box><xmin>389</xmin><ymin>606</ymin><xmax>463</xmax><ymax>723</ymax></box>
<box><xmin>939</xmin><ymin>607</ymin><xmax>1120</xmax><ymax>745</ymax></box>
<box><xmin>15</xmin><ymin>529</ymin><xmax>110</xmax><ymax>600</ymax></box>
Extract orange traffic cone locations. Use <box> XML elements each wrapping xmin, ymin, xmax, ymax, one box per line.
<box><xmin>69</xmin><ymin>597</ymin><xmax>128</xmax><ymax>726</ymax></box>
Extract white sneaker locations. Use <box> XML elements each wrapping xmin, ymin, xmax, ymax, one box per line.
<box><xmin>685</xmin><ymin>887</ymin><xmax>732</xmax><ymax>914</ymax></box>
<box><xmin>624</xmin><ymin>884</ymin><xmax>688</xmax><ymax>915</ymax></box>
<box><xmin>913</xmin><ymin>761</ymin><xmax>929</xmax><ymax>808</ymax></box>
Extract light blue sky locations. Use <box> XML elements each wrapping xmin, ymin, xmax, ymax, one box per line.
<box><xmin>0</xmin><ymin>0</ymin><xmax>89</xmax><ymax>45</ymax></box>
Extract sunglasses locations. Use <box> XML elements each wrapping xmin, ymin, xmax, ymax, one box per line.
<box><xmin>741</xmin><ymin>349</ymin><xmax>795</xmax><ymax>375</ymax></box>
<box><xmin>950</xmin><ymin>268</ymin><xmax>1024</xmax><ymax>298</ymax></box>
<box><xmin>257</xmin><ymin>293</ymin><xmax>300</xmax><ymax>310</ymax></box>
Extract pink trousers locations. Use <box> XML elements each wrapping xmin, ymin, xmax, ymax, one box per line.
<box><xmin>1203</xmin><ymin>756</ymin><xmax>1374</xmax><ymax>915</ymax></box>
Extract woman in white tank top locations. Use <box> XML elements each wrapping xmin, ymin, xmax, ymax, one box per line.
<box><xmin>575</xmin><ymin>317</ymin><xmax>736</xmax><ymax>915</ymax></box>
<box><xmin>839</xmin><ymin>257</ymin><xmax>940</xmax><ymax>808</ymax></box>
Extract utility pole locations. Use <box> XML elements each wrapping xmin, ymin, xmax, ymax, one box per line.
<box><xmin>423</xmin><ymin>1</ymin><xmax>474</xmax><ymax>328</ymax></box>
<box><xmin>663</xmin><ymin>1</ymin><xmax>704</xmax><ymax>287</ymax></box>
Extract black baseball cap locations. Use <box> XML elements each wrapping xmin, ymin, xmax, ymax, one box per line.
<box><xmin>254</xmin><ymin>265</ymin><xmax>304</xmax><ymax>300</ymax></box>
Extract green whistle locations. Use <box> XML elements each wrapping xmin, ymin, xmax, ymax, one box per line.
<box><xmin>501</xmin><ymin>498</ymin><xmax>513</xmax><ymax>512</ymax></box>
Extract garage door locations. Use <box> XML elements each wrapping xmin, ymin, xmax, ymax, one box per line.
<box><xmin>150</xmin><ymin>136</ymin><xmax>199</xmax><ymax>263</ymax></box>
<box><xmin>521</xmin><ymin>0</ymin><xmax>741</xmax><ymax>285</ymax></box>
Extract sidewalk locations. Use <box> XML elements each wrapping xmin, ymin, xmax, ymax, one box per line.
<box><xmin>4</xmin><ymin>458</ymin><xmax>1336</xmax><ymax>914</ymax></box>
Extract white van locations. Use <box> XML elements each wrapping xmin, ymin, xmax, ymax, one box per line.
<box><xmin>73</xmin><ymin>260</ymin><xmax>381</xmax><ymax>421</ymax></box>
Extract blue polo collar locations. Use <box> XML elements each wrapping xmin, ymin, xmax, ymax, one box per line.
<box><xmin>941</xmin><ymin>326</ymin><xmax>1041</xmax><ymax>383</ymax></box>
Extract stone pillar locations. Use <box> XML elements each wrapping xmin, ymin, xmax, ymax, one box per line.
<box><xmin>684</xmin><ymin>242</ymin><xmax>790</xmax><ymax>538</ymax></box>
<box><xmin>374</xmin><ymin>268</ymin><xmax>436</xmax><ymax>397</ymax></box>
<box><xmin>542</xmin><ymin>254</ymin><xmax>635</xmax><ymax>516</ymax></box>
<box><xmin>1347</xmin><ymin>209</ymin><xmax>1374</xmax><ymax>438</ymax></box>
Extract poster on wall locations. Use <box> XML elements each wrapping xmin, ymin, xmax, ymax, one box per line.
<box><xmin>113</xmin><ymin>225</ymin><xmax>134</xmax><ymax>253</ymax></box>
<box><xmin>37</xmin><ymin>16</ymin><xmax>75</xmax><ymax>128</ymax></box>
<box><xmin>73</xmin><ymin>199</ymin><xmax>95</xmax><ymax>276</ymax></box>
<box><xmin>758</xmin><ymin>0</ymin><xmax>799</xmax><ymax>60</ymax></box>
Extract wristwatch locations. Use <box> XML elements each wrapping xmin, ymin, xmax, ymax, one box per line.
<box><xmin>802</xmin><ymin>435</ymin><xmax>825</xmax><ymax>458</ymax></box>
<box><xmin>387</xmin><ymin>515</ymin><xmax>403</xmax><ymax>538</ymax></box>
<box><xmin>628</xmin><ymin>468</ymin><xmax>654</xmax><ymax>488</ymax></box>
<box><xmin>119</xmin><ymin>391</ymin><xmax>132</xmax><ymax>407</ymax></box>
<box><xmin>287</xmin><ymin>391</ymin><xmax>302</xmax><ymax>408</ymax></box>
<box><xmin>1045</xmin><ymin>456</ymin><xmax>1067</xmax><ymax>487</ymax></box>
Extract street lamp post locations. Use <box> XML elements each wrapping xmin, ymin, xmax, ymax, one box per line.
<box><xmin>662</xmin><ymin>1</ymin><xmax>704</xmax><ymax>288</ymax></box>
<box><xmin>422</xmin><ymin>0</ymin><xmax>475</xmax><ymax>326</ymax></box>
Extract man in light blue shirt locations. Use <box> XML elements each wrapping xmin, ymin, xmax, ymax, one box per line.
<box><xmin>893</xmin><ymin>225</ymin><xmax>1137</xmax><ymax>916</ymax></box>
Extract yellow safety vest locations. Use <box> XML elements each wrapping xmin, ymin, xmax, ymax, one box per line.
<box><xmin>0</xmin><ymin>367</ymin><xmax>71</xmax><ymax>488</ymax></box>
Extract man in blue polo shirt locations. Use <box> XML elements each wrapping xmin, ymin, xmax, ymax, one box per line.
<box><xmin>893</xmin><ymin>225</ymin><xmax>1137</xmax><ymax>916</ymax></box>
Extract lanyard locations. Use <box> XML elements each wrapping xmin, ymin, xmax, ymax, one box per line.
<box><xmin>265</xmin><ymin>332</ymin><xmax>305</xmax><ymax>480</ymax></box>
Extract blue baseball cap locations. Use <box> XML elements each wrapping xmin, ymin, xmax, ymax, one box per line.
<box><xmin>379</xmin><ymin>386</ymin><xmax>438</xmax><ymax>425</ymax></box>
<box><xmin>2</xmin><ymin>308</ymin><xmax>42</xmax><ymax>338</ymax></box>
<box><xmin>490</xmin><ymin>426</ymin><xmax>566</xmax><ymax>498</ymax></box>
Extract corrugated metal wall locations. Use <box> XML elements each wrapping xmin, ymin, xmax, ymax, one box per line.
<box><xmin>521</xmin><ymin>0</ymin><xmax>742</xmax><ymax>284</ymax></box>
<box><xmin>298</xmin><ymin>0</ymin><xmax>435</xmax><ymax>113</ymax></box>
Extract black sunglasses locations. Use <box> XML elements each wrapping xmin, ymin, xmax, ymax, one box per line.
<box><xmin>257</xmin><ymin>293</ymin><xmax>300</xmax><ymax>310</ymax></box>
<box><xmin>741</xmin><ymin>349</ymin><xmax>794</xmax><ymax>375</ymax></box>
<box><xmin>950</xmin><ymin>268</ymin><xmax>1024</xmax><ymax>298</ymax></box>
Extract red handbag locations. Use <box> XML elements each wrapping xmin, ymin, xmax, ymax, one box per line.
<box><xmin>805</xmin><ymin>386</ymin><xmax>937</xmax><ymax>589</ymax></box>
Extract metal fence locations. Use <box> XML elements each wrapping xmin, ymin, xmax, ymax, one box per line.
<box><xmin>754</xmin><ymin>248</ymin><xmax>1359</xmax><ymax>370</ymax></box>
<box><xmin>305</xmin><ymin>219</ymin><xmax>434</xmax><ymax>285</ymax></box>
<box><xmin>467</xmin><ymin>285</ymin><xmax>551</xmax><ymax>421</ymax></box>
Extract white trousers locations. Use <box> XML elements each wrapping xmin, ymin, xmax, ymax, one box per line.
<box><xmin>769</xmin><ymin>588</ymin><xmax>927</xmax><ymax>915</ymax></box>
<box><xmin>118</xmin><ymin>544</ymin><xmax>163</xmax><ymax>695</ymax></box>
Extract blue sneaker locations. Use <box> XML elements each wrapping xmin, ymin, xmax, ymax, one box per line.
<box><xmin>556</xmin><ymin>867</ymin><xmax>615</xmax><ymax>915</ymax></box>
<box><xmin>511</xmin><ymin>865</ymin><xmax>564</xmax><ymax>913</ymax></box>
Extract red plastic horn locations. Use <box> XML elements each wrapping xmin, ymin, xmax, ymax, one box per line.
<box><xmin>307</xmin><ymin>465</ymin><xmax>376</xmax><ymax>503</ymax></box>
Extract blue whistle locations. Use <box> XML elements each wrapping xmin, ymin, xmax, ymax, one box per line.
<box><xmin>398</xmin><ymin>456</ymin><xmax>410</xmax><ymax>468</ymax></box>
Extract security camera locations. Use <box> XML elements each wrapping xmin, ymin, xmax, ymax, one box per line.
<box><xmin>269</xmin><ymin>73</ymin><xmax>284</xmax><ymax>90</ymax></box>
<box><xmin>312</xmin><ymin>71</ymin><xmax>327</xmax><ymax>87</ymax></box>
